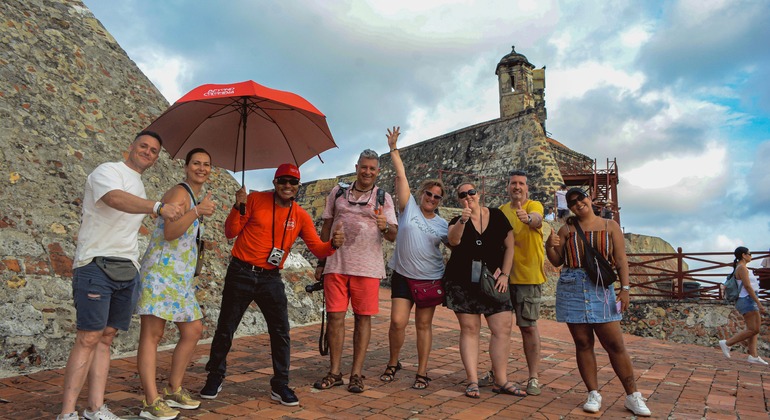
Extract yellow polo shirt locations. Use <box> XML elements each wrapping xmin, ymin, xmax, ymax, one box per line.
<box><xmin>500</xmin><ymin>200</ymin><xmax>546</xmax><ymax>285</ymax></box>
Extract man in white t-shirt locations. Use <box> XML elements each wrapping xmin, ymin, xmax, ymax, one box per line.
<box><xmin>313</xmin><ymin>149</ymin><xmax>398</xmax><ymax>394</ymax></box>
<box><xmin>58</xmin><ymin>132</ymin><xmax>184</xmax><ymax>420</ymax></box>
<box><xmin>555</xmin><ymin>184</ymin><xmax>568</xmax><ymax>221</ymax></box>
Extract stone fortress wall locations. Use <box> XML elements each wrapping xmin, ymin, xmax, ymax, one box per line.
<box><xmin>0</xmin><ymin>0</ymin><xmax>765</xmax><ymax>376</ymax></box>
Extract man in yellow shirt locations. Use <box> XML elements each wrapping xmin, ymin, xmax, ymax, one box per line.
<box><xmin>499</xmin><ymin>170</ymin><xmax>546</xmax><ymax>396</ymax></box>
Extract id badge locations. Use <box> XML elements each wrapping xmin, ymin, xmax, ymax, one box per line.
<box><xmin>471</xmin><ymin>260</ymin><xmax>482</xmax><ymax>283</ymax></box>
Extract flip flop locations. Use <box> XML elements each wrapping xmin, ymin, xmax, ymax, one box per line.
<box><xmin>465</xmin><ymin>382</ymin><xmax>480</xmax><ymax>399</ymax></box>
<box><xmin>492</xmin><ymin>381</ymin><xmax>527</xmax><ymax>397</ymax></box>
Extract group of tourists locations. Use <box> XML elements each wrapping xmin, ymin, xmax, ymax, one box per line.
<box><xmin>56</xmin><ymin>127</ymin><xmax>662</xmax><ymax>419</ymax></box>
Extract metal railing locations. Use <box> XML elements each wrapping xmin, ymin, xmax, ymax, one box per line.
<box><xmin>625</xmin><ymin>248</ymin><xmax>770</xmax><ymax>302</ymax></box>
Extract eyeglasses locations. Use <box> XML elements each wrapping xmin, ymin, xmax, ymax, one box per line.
<box><xmin>275</xmin><ymin>177</ymin><xmax>300</xmax><ymax>185</ymax></box>
<box><xmin>347</xmin><ymin>188</ymin><xmax>373</xmax><ymax>206</ymax></box>
<box><xmin>458</xmin><ymin>189</ymin><xmax>477</xmax><ymax>199</ymax></box>
<box><xmin>567</xmin><ymin>196</ymin><xmax>586</xmax><ymax>208</ymax></box>
<box><xmin>746</xmin><ymin>252</ymin><xmax>752</xmax><ymax>256</ymax></box>
<box><xmin>508</xmin><ymin>170</ymin><xmax>527</xmax><ymax>177</ymax></box>
<box><xmin>424</xmin><ymin>190</ymin><xmax>443</xmax><ymax>200</ymax></box>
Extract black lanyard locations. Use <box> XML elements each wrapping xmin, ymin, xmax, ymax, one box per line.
<box><xmin>272</xmin><ymin>196</ymin><xmax>293</xmax><ymax>251</ymax></box>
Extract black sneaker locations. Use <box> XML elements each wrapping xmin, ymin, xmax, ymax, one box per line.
<box><xmin>270</xmin><ymin>385</ymin><xmax>299</xmax><ymax>406</ymax></box>
<box><xmin>200</xmin><ymin>375</ymin><xmax>223</xmax><ymax>400</ymax></box>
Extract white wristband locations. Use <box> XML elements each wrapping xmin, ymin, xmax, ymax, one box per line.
<box><xmin>153</xmin><ymin>201</ymin><xmax>161</xmax><ymax>216</ymax></box>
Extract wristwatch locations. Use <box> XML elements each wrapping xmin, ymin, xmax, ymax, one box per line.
<box><xmin>526</xmin><ymin>215</ymin><xmax>532</xmax><ymax>225</ymax></box>
<box><xmin>621</xmin><ymin>285</ymin><xmax>631</xmax><ymax>291</ymax></box>
<box><xmin>383</xmin><ymin>222</ymin><xmax>390</xmax><ymax>234</ymax></box>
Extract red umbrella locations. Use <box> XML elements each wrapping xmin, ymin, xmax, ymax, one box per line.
<box><xmin>145</xmin><ymin>80</ymin><xmax>337</xmax><ymax>185</ymax></box>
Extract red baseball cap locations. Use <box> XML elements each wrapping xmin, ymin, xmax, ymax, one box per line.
<box><xmin>274</xmin><ymin>163</ymin><xmax>300</xmax><ymax>179</ymax></box>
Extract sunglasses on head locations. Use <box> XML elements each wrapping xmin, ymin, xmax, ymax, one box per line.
<box><xmin>275</xmin><ymin>177</ymin><xmax>300</xmax><ymax>185</ymax></box>
<box><xmin>508</xmin><ymin>170</ymin><xmax>527</xmax><ymax>177</ymax></box>
<box><xmin>458</xmin><ymin>189</ymin><xmax>477</xmax><ymax>199</ymax></box>
<box><xmin>424</xmin><ymin>190</ymin><xmax>442</xmax><ymax>200</ymax></box>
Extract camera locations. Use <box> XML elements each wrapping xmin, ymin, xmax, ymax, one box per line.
<box><xmin>267</xmin><ymin>247</ymin><xmax>285</xmax><ymax>267</ymax></box>
<box><xmin>305</xmin><ymin>279</ymin><xmax>324</xmax><ymax>293</ymax></box>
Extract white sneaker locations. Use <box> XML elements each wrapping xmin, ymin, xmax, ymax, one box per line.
<box><xmin>625</xmin><ymin>391</ymin><xmax>652</xmax><ymax>416</ymax></box>
<box><xmin>583</xmin><ymin>390</ymin><xmax>602</xmax><ymax>413</ymax></box>
<box><xmin>56</xmin><ymin>412</ymin><xmax>79</xmax><ymax>420</ymax></box>
<box><xmin>718</xmin><ymin>340</ymin><xmax>731</xmax><ymax>359</ymax></box>
<box><xmin>748</xmin><ymin>355</ymin><xmax>769</xmax><ymax>365</ymax></box>
<box><xmin>83</xmin><ymin>404</ymin><xmax>123</xmax><ymax>420</ymax></box>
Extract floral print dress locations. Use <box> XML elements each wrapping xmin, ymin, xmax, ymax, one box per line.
<box><xmin>136</xmin><ymin>199</ymin><xmax>202</xmax><ymax>322</ymax></box>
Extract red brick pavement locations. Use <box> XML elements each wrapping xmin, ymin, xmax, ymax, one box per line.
<box><xmin>1</xmin><ymin>289</ymin><xmax>768</xmax><ymax>419</ymax></box>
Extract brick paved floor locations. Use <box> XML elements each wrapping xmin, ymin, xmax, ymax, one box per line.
<box><xmin>1</xmin><ymin>289</ymin><xmax>768</xmax><ymax>419</ymax></box>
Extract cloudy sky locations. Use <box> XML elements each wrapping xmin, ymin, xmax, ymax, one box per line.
<box><xmin>82</xmin><ymin>0</ymin><xmax>770</xmax><ymax>257</ymax></box>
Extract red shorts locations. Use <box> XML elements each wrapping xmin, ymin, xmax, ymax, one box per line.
<box><xmin>324</xmin><ymin>273</ymin><xmax>380</xmax><ymax>315</ymax></box>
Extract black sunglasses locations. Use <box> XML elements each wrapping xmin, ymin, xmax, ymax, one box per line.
<box><xmin>508</xmin><ymin>170</ymin><xmax>527</xmax><ymax>177</ymax></box>
<box><xmin>347</xmin><ymin>188</ymin><xmax>373</xmax><ymax>206</ymax></box>
<box><xmin>275</xmin><ymin>177</ymin><xmax>300</xmax><ymax>185</ymax></box>
<box><xmin>424</xmin><ymin>190</ymin><xmax>443</xmax><ymax>200</ymax></box>
<box><xmin>458</xmin><ymin>189</ymin><xmax>477</xmax><ymax>199</ymax></box>
<box><xmin>746</xmin><ymin>252</ymin><xmax>752</xmax><ymax>256</ymax></box>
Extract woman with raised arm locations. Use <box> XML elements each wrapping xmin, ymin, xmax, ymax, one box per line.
<box><xmin>718</xmin><ymin>246</ymin><xmax>767</xmax><ymax>365</ymax></box>
<box><xmin>545</xmin><ymin>187</ymin><xmax>651</xmax><ymax>416</ymax></box>
<box><xmin>135</xmin><ymin>148</ymin><xmax>217</xmax><ymax>420</ymax></box>
<box><xmin>379</xmin><ymin>126</ymin><xmax>448</xmax><ymax>390</ymax></box>
<box><xmin>443</xmin><ymin>182</ymin><xmax>524</xmax><ymax>399</ymax></box>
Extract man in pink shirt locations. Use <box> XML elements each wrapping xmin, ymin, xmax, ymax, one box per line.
<box><xmin>313</xmin><ymin>149</ymin><xmax>398</xmax><ymax>393</ymax></box>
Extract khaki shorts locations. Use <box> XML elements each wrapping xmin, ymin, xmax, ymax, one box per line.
<box><xmin>509</xmin><ymin>284</ymin><xmax>542</xmax><ymax>327</ymax></box>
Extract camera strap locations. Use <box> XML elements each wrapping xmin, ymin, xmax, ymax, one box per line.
<box><xmin>271</xmin><ymin>195</ymin><xmax>294</xmax><ymax>252</ymax></box>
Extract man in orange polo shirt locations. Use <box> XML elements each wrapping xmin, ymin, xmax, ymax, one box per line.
<box><xmin>200</xmin><ymin>164</ymin><xmax>344</xmax><ymax>406</ymax></box>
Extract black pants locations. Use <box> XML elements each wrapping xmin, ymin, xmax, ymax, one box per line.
<box><xmin>205</xmin><ymin>258</ymin><xmax>289</xmax><ymax>389</ymax></box>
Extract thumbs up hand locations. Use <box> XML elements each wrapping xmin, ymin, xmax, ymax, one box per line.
<box><xmin>515</xmin><ymin>201</ymin><xmax>529</xmax><ymax>224</ymax></box>
<box><xmin>459</xmin><ymin>199</ymin><xmax>472</xmax><ymax>224</ymax></box>
<box><xmin>196</xmin><ymin>191</ymin><xmax>217</xmax><ymax>217</ymax></box>
<box><xmin>546</xmin><ymin>230</ymin><xmax>561</xmax><ymax>248</ymax></box>
<box><xmin>332</xmin><ymin>226</ymin><xmax>345</xmax><ymax>249</ymax></box>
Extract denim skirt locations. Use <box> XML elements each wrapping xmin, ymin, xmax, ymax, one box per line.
<box><xmin>735</xmin><ymin>295</ymin><xmax>758</xmax><ymax>315</ymax></box>
<box><xmin>556</xmin><ymin>268</ymin><xmax>622</xmax><ymax>324</ymax></box>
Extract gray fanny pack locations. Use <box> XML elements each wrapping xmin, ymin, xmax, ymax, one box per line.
<box><xmin>93</xmin><ymin>256</ymin><xmax>137</xmax><ymax>282</ymax></box>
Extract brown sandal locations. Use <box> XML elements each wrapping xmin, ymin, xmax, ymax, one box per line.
<box><xmin>379</xmin><ymin>361</ymin><xmax>402</xmax><ymax>382</ymax></box>
<box><xmin>412</xmin><ymin>374</ymin><xmax>431</xmax><ymax>390</ymax></box>
<box><xmin>313</xmin><ymin>372</ymin><xmax>343</xmax><ymax>390</ymax></box>
<box><xmin>348</xmin><ymin>374</ymin><xmax>365</xmax><ymax>393</ymax></box>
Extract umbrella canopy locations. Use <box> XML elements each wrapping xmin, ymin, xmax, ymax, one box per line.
<box><xmin>145</xmin><ymin>80</ymin><xmax>337</xmax><ymax>184</ymax></box>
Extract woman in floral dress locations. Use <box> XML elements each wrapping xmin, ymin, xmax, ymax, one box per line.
<box><xmin>135</xmin><ymin>148</ymin><xmax>217</xmax><ymax>420</ymax></box>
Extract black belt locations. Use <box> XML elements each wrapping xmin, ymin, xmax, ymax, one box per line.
<box><xmin>231</xmin><ymin>256</ymin><xmax>277</xmax><ymax>273</ymax></box>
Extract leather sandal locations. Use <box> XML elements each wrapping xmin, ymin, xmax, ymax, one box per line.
<box><xmin>492</xmin><ymin>381</ymin><xmax>527</xmax><ymax>397</ymax></box>
<box><xmin>313</xmin><ymin>372</ymin><xmax>343</xmax><ymax>390</ymax></box>
<box><xmin>379</xmin><ymin>361</ymin><xmax>402</xmax><ymax>382</ymax></box>
<box><xmin>348</xmin><ymin>374</ymin><xmax>365</xmax><ymax>393</ymax></box>
<box><xmin>412</xmin><ymin>374</ymin><xmax>431</xmax><ymax>390</ymax></box>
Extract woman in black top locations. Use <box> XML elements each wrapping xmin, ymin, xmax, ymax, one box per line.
<box><xmin>444</xmin><ymin>182</ymin><xmax>524</xmax><ymax>398</ymax></box>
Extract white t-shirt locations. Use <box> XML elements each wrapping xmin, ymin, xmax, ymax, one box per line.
<box><xmin>388</xmin><ymin>195</ymin><xmax>448</xmax><ymax>280</ymax></box>
<box><xmin>761</xmin><ymin>257</ymin><xmax>770</xmax><ymax>268</ymax></box>
<box><xmin>556</xmin><ymin>190</ymin><xmax>567</xmax><ymax>210</ymax></box>
<box><xmin>73</xmin><ymin>162</ymin><xmax>148</xmax><ymax>270</ymax></box>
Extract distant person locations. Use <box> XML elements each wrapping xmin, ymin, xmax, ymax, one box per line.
<box><xmin>761</xmin><ymin>248</ymin><xmax>770</xmax><ymax>269</ymax></box>
<box><xmin>380</xmin><ymin>127</ymin><xmax>448</xmax><ymax>390</ymax></box>
<box><xmin>135</xmin><ymin>148</ymin><xmax>217</xmax><ymax>420</ymax></box>
<box><xmin>545</xmin><ymin>187</ymin><xmax>651</xmax><ymax>416</ymax></box>
<box><xmin>601</xmin><ymin>201</ymin><xmax>614</xmax><ymax>220</ymax></box>
<box><xmin>591</xmin><ymin>198</ymin><xmax>602</xmax><ymax>216</ymax></box>
<box><xmin>718</xmin><ymin>247</ymin><xmax>767</xmax><ymax>365</ymax></box>
<box><xmin>58</xmin><ymin>131</ymin><xmax>185</xmax><ymax>420</ymax></box>
<box><xmin>200</xmin><ymin>164</ymin><xmax>344</xmax><ymax>407</ymax></box>
<box><xmin>444</xmin><ymin>182</ymin><xmax>524</xmax><ymax>399</ymax></box>
<box><xmin>314</xmin><ymin>149</ymin><xmax>398</xmax><ymax>394</ymax></box>
<box><xmin>544</xmin><ymin>206</ymin><xmax>556</xmax><ymax>221</ymax></box>
<box><xmin>555</xmin><ymin>184</ymin><xmax>568</xmax><ymax>220</ymax></box>
<box><xmin>496</xmin><ymin>170</ymin><xmax>546</xmax><ymax>396</ymax></box>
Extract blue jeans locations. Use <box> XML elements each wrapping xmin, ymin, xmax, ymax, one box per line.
<box><xmin>205</xmin><ymin>258</ymin><xmax>289</xmax><ymax>389</ymax></box>
<box><xmin>73</xmin><ymin>261</ymin><xmax>139</xmax><ymax>331</ymax></box>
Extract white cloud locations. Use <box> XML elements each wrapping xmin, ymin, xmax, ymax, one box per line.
<box><xmin>623</xmin><ymin>142</ymin><xmax>725</xmax><ymax>189</ymax></box>
<box><xmin>133</xmin><ymin>50</ymin><xmax>194</xmax><ymax>103</ymax></box>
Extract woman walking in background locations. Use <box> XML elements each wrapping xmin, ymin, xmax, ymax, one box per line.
<box><xmin>718</xmin><ymin>246</ymin><xmax>767</xmax><ymax>365</ymax></box>
<box><xmin>443</xmin><ymin>182</ymin><xmax>524</xmax><ymax>398</ymax></box>
<box><xmin>545</xmin><ymin>187</ymin><xmax>651</xmax><ymax>416</ymax></box>
<box><xmin>136</xmin><ymin>148</ymin><xmax>217</xmax><ymax>420</ymax></box>
<box><xmin>379</xmin><ymin>126</ymin><xmax>449</xmax><ymax>390</ymax></box>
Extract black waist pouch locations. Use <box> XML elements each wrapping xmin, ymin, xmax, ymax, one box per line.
<box><xmin>94</xmin><ymin>256</ymin><xmax>137</xmax><ymax>282</ymax></box>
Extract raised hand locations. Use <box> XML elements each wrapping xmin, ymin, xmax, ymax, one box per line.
<box><xmin>235</xmin><ymin>187</ymin><xmax>247</xmax><ymax>207</ymax></box>
<box><xmin>332</xmin><ymin>226</ymin><xmax>345</xmax><ymax>248</ymax></box>
<box><xmin>160</xmin><ymin>201</ymin><xmax>185</xmax><ymax>222</ymax></box>
<box><xmin>376</xmin><ymin>213</ymin><xmax>388</xmax><ymax>232</ymax></box>
<box><xmin>196</xmin><ymin>191</ymin><xmax>217</xmax><ymax>217</ymax></box>
<box><xmin>546</xmin><ymin>230</ymin><xmax>561</xmax><ymax>248</ymax></box>
<box><xmin>387</xmin><ymin>126</ymin><xmax>400</xmax><ymax>150</ymax></box>
<box><xmin>515</xmin><ymin>201</ymin><xmax>528</xmax><ymax>224</ymax></box>
<box><xmin>460</xmin><ymin>198</ymin><xmax>472</xmax><ymax>223</ymax></box>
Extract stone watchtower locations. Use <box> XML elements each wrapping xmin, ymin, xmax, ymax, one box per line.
<box><xmin>495</xmin><ymin>46</ymin><xmax>547</xmax><ymax>132</ymax></box>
